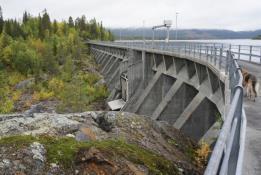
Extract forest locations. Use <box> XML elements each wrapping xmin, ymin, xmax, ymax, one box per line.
<box><xmin>0</xmin><ymin>7</ymin><xmax>114</xmax><ymax>113</ymax></box>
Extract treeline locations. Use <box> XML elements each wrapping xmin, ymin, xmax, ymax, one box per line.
<box><xmin>0</xmin><ymin>8</ymin><xmax>113</xmax><ymax>40</ymax></box>
<box><xmin>0</xmin><ymin>7</ymin><xmax>113</xmax><ymax>75</ymax></box>
<box><xmin>0</xmin><ymin>7</ymin><xmax>111</xmax><ymax>113</ymax></box>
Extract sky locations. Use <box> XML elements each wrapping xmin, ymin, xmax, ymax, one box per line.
<box><xmin>1</xmin><ymin>0</ymin><xmax>261</xmax><ymax>31</ymax></box>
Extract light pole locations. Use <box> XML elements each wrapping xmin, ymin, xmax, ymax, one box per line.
<box><xmin>175</xmin><ymin>12</ymin><xmax>179</xmax><ymax>40</ymax></box>
<box><xmin>143</xmin><ymin>20</ymin><xmax>145</xmax><ymax>44</ymax></box>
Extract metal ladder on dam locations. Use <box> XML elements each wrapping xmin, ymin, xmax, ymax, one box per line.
<box><xmin>88</xmin><ymin>41</ymin><xmax>261</xmax><ymax>175</ymax></box>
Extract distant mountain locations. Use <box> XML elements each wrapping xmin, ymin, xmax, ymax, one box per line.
<box><xmin>110</xmin><ymin>28</ymin><xmax>261</xmax><ymax>40</ymax></box>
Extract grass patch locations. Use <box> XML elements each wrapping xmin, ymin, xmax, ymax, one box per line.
<box><xmin>0</xmin><ymin>135</ymin><xmax>178</xmax><ymax>174</ymax></box>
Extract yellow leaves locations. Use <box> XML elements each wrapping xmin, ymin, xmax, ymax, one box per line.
<box><xmin>7</xmin><ymin>72</ymin><xmax>26</xmax><ymax>86</ymax></box>
<box><xmin>28</xmin><ymin>38</ymin><xmax>46</xmax><ymax>55</ymax></box>
<box><xmin>32</xmin><ymin>90</ymin><xmax>54</xmax><ymax>102</ymax></box>
<box><xmin>0</xmin><ymin>86</ymin><xmax>14</xmax><ymax>113</ymax></box>
<box><xmin>195</xmin><ymin>141</ymin><xmax>211</xmax><ymax>168</ymax></box>
<box><xmin>12</xmin><ymin>90</ymin><xmax>22</xmax><ymax>102</ymax></box>
<box><xmin>86</xmin><ymin>85</ymin><xmax>96</xmax><ymax>95</ymax></box>
<box><xmin>48</xmin><ymin>78</ymin><xmax>64</xmax><ymax>93</ymax></box>
<box><xmin>0</xmin><ymin>99</ymin><xmax>14</xmax><ymax>113</ymax></box>
<box><xmin>1</xmin><ymin>46</ymin><xmax>12</xmax><ymax>65</ymax></box>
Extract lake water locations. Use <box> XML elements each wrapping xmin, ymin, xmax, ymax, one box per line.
<box><xmin>171</xmin><ymin>39</ymin><xmax>261</xmax><ymax>46</ymax></box>
<box><xmin>119</xmin><ymin>39</ymin><xmax>261</xmax><ymax>46</ymax></box>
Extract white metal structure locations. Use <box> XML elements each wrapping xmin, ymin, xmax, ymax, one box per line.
<box><xmin>152</xmin><ymin>20</ymin><xmax>172</xmax><ymax>43</ymax></box>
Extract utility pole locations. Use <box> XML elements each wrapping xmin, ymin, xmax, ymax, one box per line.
<box><xmin>175</xmin><ymin>12</ymin><xmax>179</xmax><ymax>40</ymax></box>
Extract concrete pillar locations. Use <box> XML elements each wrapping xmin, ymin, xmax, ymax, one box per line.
<box><xmin>127</xmin><ymin>50</ymin><xmax>143</xmax><ymax>98</ymax></box>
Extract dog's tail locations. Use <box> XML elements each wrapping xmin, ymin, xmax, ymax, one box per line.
<box><xmin>255</xmin><ymin>82</ymin><xmax>260</xmax><ymax>97</ymax></box>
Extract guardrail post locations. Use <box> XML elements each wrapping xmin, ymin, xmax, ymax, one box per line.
<box><xmin>219</xmin><ymin>48</ymin><xmax>223</xmax><ymax>69</ymax></box>
<box><xmin>225</xmin><ymin>51</ymin><xmax>230</xmax><ymax>75</ymax></box>
<box><xmin>206</xmin><ymin>46</ymin><xmax>209</xmax><ymax>62</ymax></box>
<box><xmin>249</xmin><ymin>46</ymin><xmax>252</xmax><ymax>62</ymax></box>
<box><xmin>259</xmin><ymin>48</ymin><xmax>261</xmax><ymax>63</ymax></box>
<box><xmin>194</xmin><ymin>44</ymin><xmax>196</xmax><ymax>57</ymax></box>
<box><xmin>238</xmin><ymin>45</ymin><xmax>241</xmax><ymax>60</ymax></box>
<box><xmin>199</xmin><ymin>45</ymin><xmax>202</xmax><ymax>59</ymax></box>
<box><xmin>184</xmin><ymin>43</ymin><xmax>186</xmax><ymax>55</ymax></box>
<box><xmin>214</xmin><ymin>47</ymin><xmax>217</xmax><ymax>66</ymax></box>
<box><xmin>188</xmin><ymin>43</ymin><xmax>190</xmax><ymax>55</ymax></box>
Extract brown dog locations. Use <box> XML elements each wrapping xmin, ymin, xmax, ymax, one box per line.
<box><xmin>241</xmin><ymin>68</ymin><xmax>259</xmax><ymax>101</ymax></box>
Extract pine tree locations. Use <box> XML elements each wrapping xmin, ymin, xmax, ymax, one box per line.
<box><xmin>100</xmin><ymin>22</ymin><xmax>104</xmax><ymax>40</ymax></box>
<box><xmin>3</xmin><ymin>21</ymin><xmax>11</xmax><ymax>36</ymax></box>
<box><xmin>68</xmin><ymin>16</ymin><xmax>74</xmax><ymax>28</ymax></box>
<box><xmin>0</xmin><ymin>6</ymin><xmax>4</xmax><ymax>34</ymax></box>
<box><xmin>39</xmin><ymin>9</ymin><xmax>51</xmax><ymax>39</ymax></box>
<box><xmin>53</xmin><ymin>20</ymin><xmax>58</xmax><ymax>34</ymax></box>
<box><xmin>23</xmin><ymin>11</ymin><xmax>29</xmax><ymax>24</ymax></box>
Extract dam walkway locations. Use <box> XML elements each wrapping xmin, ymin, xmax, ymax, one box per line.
<box><xmin>238</xmin><ymin>61</ymin><xmax>261</xmax><ymax>175</ymax></box>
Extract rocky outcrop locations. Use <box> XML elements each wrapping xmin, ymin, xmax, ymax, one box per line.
<box><xmin>0</xmin><ymin>112</ymin><xmax>203</xmax><ymax>175</ymax></box>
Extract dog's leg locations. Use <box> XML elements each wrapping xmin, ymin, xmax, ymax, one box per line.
<box><xmin>255</xmin><ymin>82</ymin><xmax>260</xmax><ymax>97</ymax></box>
<box><xmin>251</xmin><ymin>83</ymin><xmax>256</xmax><ymax>102</ymax></box>
<box><xmin>246</xmin><ymin>84</ymin><xmax>250</xmax><ymax>100</ymax></box>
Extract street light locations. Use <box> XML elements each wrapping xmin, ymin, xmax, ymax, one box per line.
<box><xmin>143</xmin><ymin>20</ymin><xmax>145</xmax><ymax>44</ymax></box>
<box><xmin>175</xmin><ymin>12</ymin><xmax>179</xmax><ymax>40</ymax></box>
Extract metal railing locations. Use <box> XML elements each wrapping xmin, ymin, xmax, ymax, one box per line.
<box><xmin>88</xmin><ymin>40</ymin><xmax>247</xmax><ymax>175</ymax></box>
<box><xmin>205</xmin><ymin>54</ymin><xmax>246</xmax><ymax>175</ymax></box>
<box><xmin>116</xmin><ymin>40</ymin><xmax>261</xmax><ymax>64</ymax></box>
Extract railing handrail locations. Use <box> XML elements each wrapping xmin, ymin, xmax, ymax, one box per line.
<box><xmin>88</xmin><ymin>40</ymin><xmax>247</xmax><ymax>175</ymax></box>
<box><xmin>95</xmin><ymin>40</ymin><xmax>261</xmax><ymax>64</ymax></box>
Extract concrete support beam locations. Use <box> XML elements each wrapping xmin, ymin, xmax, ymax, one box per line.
<box><xmin>107</xmin><ymin>67</ymin><xmax>120</xmax><ymax>88</ymax></box>
<box><xmin>104</xmin><ymin>57</ymin><xmax>119</xmax><ymax>75</ymax></box>
<box><xmin>133</xmin><ymin>71</ymin><xmax>162</xmax><ymax>113</ymax></box>
<box><xmin>186</xmin><ymin>60</ymin><xmax>196</xmax><ymax>79</ymax></box>
<box><xmin>164</xmin><ymin>55</ymin><xmax>174</xmax><ymax>71</ymax></box>
<box><xmin>101</xmin><ymin>54</ymin><xmax>112</xmax><ymax>67</ymax></box>
<box><xmin>152</xmin><ymin>80</ymin><xmax>183</xmax><ymax>120</ymax></box>
<box><xmin>97</xmin><ymin>52</ymin><xmax>106</xmax><ymax>63</ymax></box>
<box><xmin>174</xmin><ymin>93</ymin><xmax>205</xmax><ymax>129</ymax></box>
<box><xmin>94</xmin><ymin>49</ymin><xmax>101</xmax><ymax>59</ymax></box>
<box><xmin>101</xmin><ymin>56</ymin><xmax>114</xmax><ymax>74</ymax></box>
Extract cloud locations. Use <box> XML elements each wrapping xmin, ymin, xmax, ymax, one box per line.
<box><xmin>1</xmin><ymin>0</ymin><xmax>261</xmax><ymax>30</ymax></box>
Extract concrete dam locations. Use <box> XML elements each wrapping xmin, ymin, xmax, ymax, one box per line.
<box><xmin>88</xmin><ymin>41</ymin><xmax>246</xmax><ymax>175</ymax></box>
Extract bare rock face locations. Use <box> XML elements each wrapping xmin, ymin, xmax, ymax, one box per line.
<box><xmin>0</xmin><ymin>142</ymin><xmax>46</xmax><ymax>175</ymax></box>
<box><xmin>0</xmin><ymin>113</ymin><xmax>81</xmax><ymax>136</ymax></box>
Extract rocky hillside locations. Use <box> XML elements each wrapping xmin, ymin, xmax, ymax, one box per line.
<box><xmin>0</xmin><ymin>111</ymin><xmax>206</xmax><ymax>175</ymax></box>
